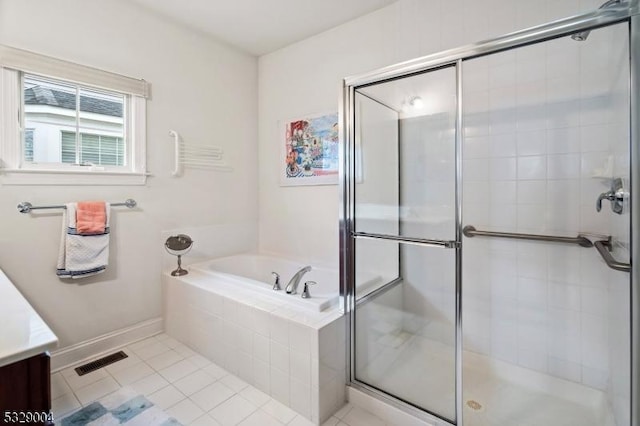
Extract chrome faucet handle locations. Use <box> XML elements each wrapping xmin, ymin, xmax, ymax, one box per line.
<box><xmin>301</xmin><ymin>281</ymin><xmax>316</xmax><ymax>299</ymax></box>
<box><xmin>271</xmin><ymin>272</ymin><xmax>281</xmax><ymax>291</ymax></box>
<box><xmin>596</xmin><ymin>177</ymin><xmax>626</xmax><ymax>214</ymax></box>
<box><xmin>596</xmin><ymin>191</ymin><xmax>615</xmax><ymax>212</ymax></box>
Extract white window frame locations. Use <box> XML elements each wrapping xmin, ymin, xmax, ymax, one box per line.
<box><xmin>0</xmin><ymin>45</ymin><xmax>150</xmax><ymax>185</ymax></box>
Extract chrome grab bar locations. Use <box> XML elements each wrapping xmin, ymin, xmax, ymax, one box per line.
<box><xmin>462</xmin><ymin>225</ymin><xmax>593</xmax><ymax>248</ymax></box>
<box><xmin>593</xmin><ymin>239</ymin><xmax>631</xmax><ymax>272</ymax></box>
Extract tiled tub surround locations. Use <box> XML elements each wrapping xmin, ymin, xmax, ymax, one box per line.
<box><xmin>163</xmin><ymin>268</ymin><xmax>346</xmax><ymax>425</ymax></box>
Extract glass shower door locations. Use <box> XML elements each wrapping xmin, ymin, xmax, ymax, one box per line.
<box><xmin>460</xmin><ymin>21</ymin><xmax>631</xmax><ymax>426</ymax></box>
<box><xmin>351</xmin><ymin>65</ymin><xmax>459</xmax><ymax>423</ymax></box>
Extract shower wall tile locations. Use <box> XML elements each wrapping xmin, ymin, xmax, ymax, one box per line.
<box><xmin>517</xmin><ymin>180</ymin><xmax>546</xmax><ymax>204</ymax></box>
<box><xmin>549</xmin><ymin>282</ymin><xmax>581</xmax><ymax>311</ymax></box>
<box><xmin>490</xmin><ymin>180</ymin><xmax>517</xmax><ymax>205</ymax></box>
<box><xmin>464</xmin><ymin>136</ymin><xmax>490</xmax><ymax>159</ymax></box>
<box><xmin>517</xmin><ymin>130</ymin><xmax>547</xmax><ymax>156</ymax></box>
<box><xmin>517</xmin><ymin>204</ymin><xmax>546</xmax><ymax>232</ymax></box>
<box><xmin>490</xmin><ymin>158</ymin><xmax>516</xmax><ymax>180</ymax></box>
<box><xmin>582</xmin><ymin>365</ymin><xmax>608</xmax><ymax>391</ymax></box>
<box><xmin>547</xmin><ymin>127</ymin><xmax>581</xmax><ymax>153</ymax></box>
<box><xmin>461</xmin><ymin>22</ymin><xmax>630</xmax><ymax>400</ymax></box>
<box><xmin>517</xmin><ymin>156</ymin><xmax>546</xmax><ymax>180</ymax></box>
<box><xmin>547</xmin><ymin>154</ymin><xmax>581</xmax><ymax>179</ymax></box>
<box><xmin>548</xmin><ymin>356</ymin><xmax>582</xmax><ymax>383</ymax></box>
<box><xmin>491</xmin><ymin>133</ymin><xmax>517</xmax><ymax>157</ymax></box>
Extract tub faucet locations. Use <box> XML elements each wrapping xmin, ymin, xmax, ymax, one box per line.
<box><xmin>285</xmin><ymin>265</ymin><xmax>312</xmax><ymax>294</ymax></box>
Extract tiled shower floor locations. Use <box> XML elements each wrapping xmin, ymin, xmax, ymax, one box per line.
<box><xmin>51</xmin><ymin>333</ymin><xmax>385</xmax><ymax>426</ymax></box>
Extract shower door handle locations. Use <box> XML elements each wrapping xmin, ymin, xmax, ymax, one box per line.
<box><xmin>352</xmin><ymin>232</ymin><xmax>458</xmax><ymax>249</ymax></box>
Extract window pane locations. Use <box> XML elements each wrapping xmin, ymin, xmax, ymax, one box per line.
<box><xmin>78</xmin><ymin>87</ymin><xmax>125</xmax><ymax>166</ymax></box>
<box><xmin>23</xmin><ymin>129</ymin><xmax>34</xmax><ymax>162</ymax></box>
<box><xmin>60</xmin><ymin>131</ymin><xmax>77</xmax><ymax>163</ymax></box>
<box><xmin>24</xmin><ymin>75</ymin><xmax>76</xmax><ymax>163</ymax></box>
<box><xmin>97</xmin><ymin>136</ymin><xmax>123</xmax><ymax>166</ymax></box>
<box><xmin>23</xmin><ymin>73</ymin><xmax>126</xmax><ymax>167</ymax></box>
<box><xmin>80</xmin><ymin>133</ymin><xmax>100</xmax><ymax>164</ymax></box>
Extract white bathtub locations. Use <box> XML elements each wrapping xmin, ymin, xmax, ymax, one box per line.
<box><xmin>164</xmin><ymin>253</ymin><xmax>347</xmax><ymax>424</ymax></box>
<box><xmin>189</xmin><ymin>254</ymin><xmax>339</xmax><ymax>312</ymax></box>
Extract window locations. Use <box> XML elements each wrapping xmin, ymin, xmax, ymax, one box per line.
<box><xmin>61</xmin><ymin>132</ymin><xmax>125</xmax><ymax>166</ymax></box>
<box><xmin>24</xmin><ymin>129</ymin><xmax>34</xmax><ymax>162</ymax></box>
<box><xmin>24</xmin><ymin>74</ymin><xmax>127</xmax><ymax>167</ymax></box>
<box><xmin>0</xmin><ymin>44</ymin><xmax>149</xmax><ymax>185</ymax></box>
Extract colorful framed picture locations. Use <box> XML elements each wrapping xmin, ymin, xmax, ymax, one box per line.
<box><xmin>280</xmin><ymin>112</ymin><xmax>339</xmax><ymax>186</ymax></box>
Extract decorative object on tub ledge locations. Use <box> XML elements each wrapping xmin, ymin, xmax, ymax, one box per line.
<box><xmin>57</xmin><ymin>202</ymin><xmax>110</xmax><ymax>279</ymax></box>
<box><xmin>169</xmin><ymin>129</ymin><xmax>232</xmax><ymax>177</ymax></box>
<box><xmin>17</xmin><ymin>198</ymin><xmax>136</xmax><ymax>213</ymax></box>
<box><xmin>165</xmin><ymin>234</ymin><xmax>193</xmax><ymax>276</ymax></box>
<box><xmin>280</xmin><ymin>112</ymin><xmax>339</xmax><ymax>186</ymax></box>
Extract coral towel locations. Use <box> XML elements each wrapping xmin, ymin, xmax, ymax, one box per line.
<box><xmin>57</xmin><ymin>202</ymin><xmax>111</xmax><ymax>279</ymax></box>
<box><xmin>76</xmin><ymin>201</ymin><xmax>107</xmax><ymax>234</ymax></box>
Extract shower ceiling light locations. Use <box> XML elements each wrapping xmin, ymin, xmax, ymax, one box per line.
<box><xmin>409</xmin><ymin>96</ymin><xmax>424</xmax><ymax>109</ymax></box>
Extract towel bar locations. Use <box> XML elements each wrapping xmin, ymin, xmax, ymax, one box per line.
<box><xmin>17</xmin><ymin>199</ymin><xmax>137</xmax><ymax>214</ymax></box>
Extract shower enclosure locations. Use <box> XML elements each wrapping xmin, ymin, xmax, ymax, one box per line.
<box><xmin>340</xmin><ymin>3</ymin><xmax>637</xmax><ymax>426</ymax></box>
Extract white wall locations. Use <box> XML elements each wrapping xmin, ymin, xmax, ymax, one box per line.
<box><xmin>0</xmin><ymin>0</ymin><xmax>258</xmax><ymax>348</ymax></box>
<box><xmin>258</xmin><ymin>0</ymin><xmax>601</xmax><ymax>265</ymax></box>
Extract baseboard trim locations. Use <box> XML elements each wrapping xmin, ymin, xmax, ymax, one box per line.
<box><xmin>50</xmin><ymin>318</ymin><xmax>163</xmax><ymax>372</ymax></box>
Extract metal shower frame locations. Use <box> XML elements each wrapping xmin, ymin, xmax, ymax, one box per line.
<box><xmin>339</xmin><ymin>2</ymin><xmax>640</xmax><ymax>425</ymax></box>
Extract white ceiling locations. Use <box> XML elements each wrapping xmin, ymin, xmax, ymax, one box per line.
<box><xmin>129</xmin><ymin>0</ymin><xmax>397</xmax><ymax>56</ymax></box>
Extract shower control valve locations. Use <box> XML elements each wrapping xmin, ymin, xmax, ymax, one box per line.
<box><xmin>596</xmin><ymin>177</ymin><xmax>626</xmax><ymax>215</ymax></box>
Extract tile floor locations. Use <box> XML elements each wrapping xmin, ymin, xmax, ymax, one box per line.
<box><xmin>51</xmin><ymin>333</ymin><xmax>386</xmax><ymax>426</ymax></box>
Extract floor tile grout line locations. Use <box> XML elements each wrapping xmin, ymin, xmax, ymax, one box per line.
<box><xmin>54</xmin><ymin>340</ymin><xmax>384</xmax><ymax>426</ymax></box>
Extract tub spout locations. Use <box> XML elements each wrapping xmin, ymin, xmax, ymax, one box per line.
<box><xmin>285</xmin><ymin>265</ymin><xmax>312</xmax><ymax>294</ymax></box>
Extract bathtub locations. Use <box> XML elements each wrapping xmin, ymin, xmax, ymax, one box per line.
<box><xmin>189</xmin><ymin>254</ymin><xmax>339</xmax><ymax>312</ymax></box>
<box><xmin>163</xmin><ymin>253</ymin><xmax>348</xmax><ymax>424</ymax></box>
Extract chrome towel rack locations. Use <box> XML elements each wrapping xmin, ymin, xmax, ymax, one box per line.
<box><xmin>463</xmin><ymin>225</ymin><xmax>630</xmax><ymax>272</ymax></box>
<box><xmin>17</xmin><ymin>199</ymin><xmax>137</xmax><ymax>214</ymax></box>
<box><xmin>462</xmin><ymin>225</ymin><xmax>593</xmax><ymax>247</ymax></box>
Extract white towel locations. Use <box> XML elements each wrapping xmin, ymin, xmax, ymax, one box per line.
<box><xmin>57</xmin><ymin>202</ymin><xmax>111</xmax><ymax>279</ymax></box>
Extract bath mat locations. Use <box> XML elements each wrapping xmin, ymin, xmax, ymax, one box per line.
<box><xmin>60</xmin><ymin>387</ymin><xmax>182</xmax><ymax>426</ymax></box>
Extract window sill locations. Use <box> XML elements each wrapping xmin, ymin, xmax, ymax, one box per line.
<box><xmin>0</xmin><ymin>168</ymin><xmax>150</xmax><ymax>185</ymax></box>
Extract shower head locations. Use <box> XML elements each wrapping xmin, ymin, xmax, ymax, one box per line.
<box><xmin>570</xmin><ymin>0</ymin><xmax>622</xmax><ymax>41</ymax></box>
<box><xmin>570</xmin><ymin>31</ymin><xmax>590</xmax><ymax>41</ymax></box>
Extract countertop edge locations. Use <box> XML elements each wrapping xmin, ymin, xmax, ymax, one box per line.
<box><xmin>0</xmin><ymin>339</ymin><xmax>59</xmax><ymax>369</ymax></box>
